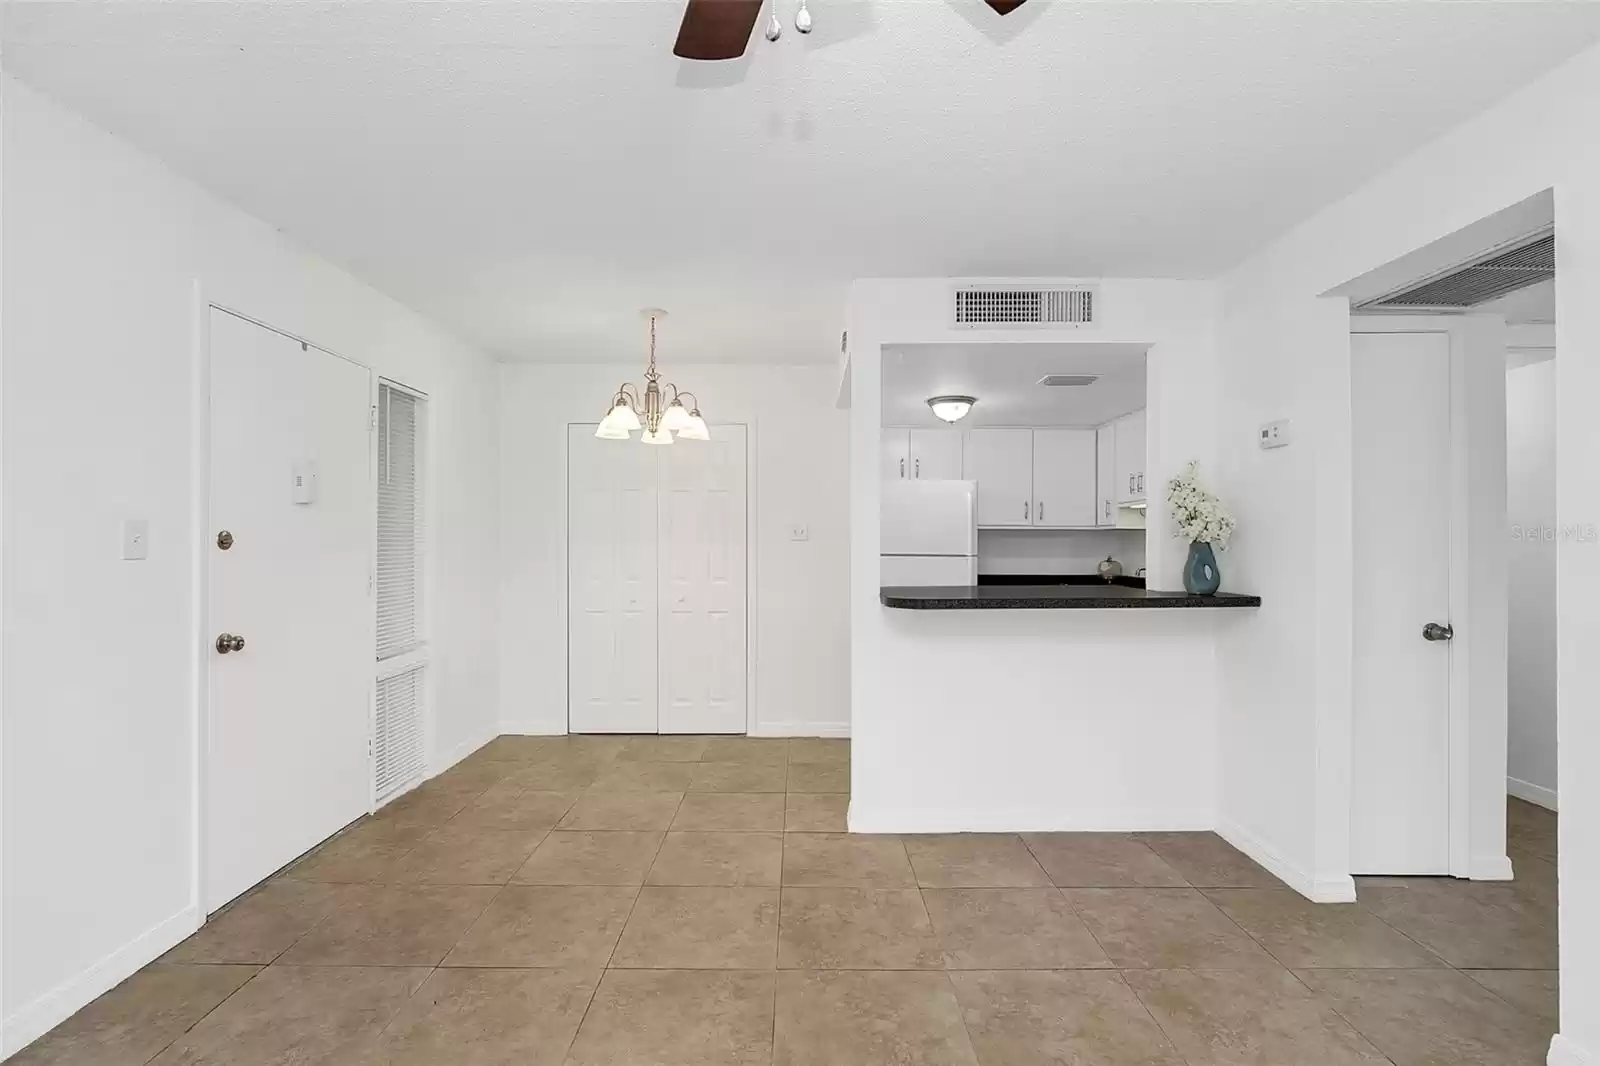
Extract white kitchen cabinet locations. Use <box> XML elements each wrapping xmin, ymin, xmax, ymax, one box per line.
<box><xmin>964</xmin><ymin>428</ymin><xmax>1034</xmax><ymax>527</ymax></box>
<box><xmin>1031</xmin><ymin>429</ymin><xmax>1097</xmax><ymax>527</ymax></box>
<box><xmin>882</xmin><ymin>428</ymin><xmax>911</xmax><ymax>482</ymax></box>
<box><xmin>909</xmin><ymin>429</ymin><xmax>963</xmax><ymax>480</ymax></box>
<box><xmin>1095</xmin><ymin>425</ymin><xmax>1117</xmax><ymax>526</ymax></box>
<box><xmin>884</xmin><ymin>428</ymin><xmax>963</xmax><ymax>481</ymax></box>
<box><xmin>1114</xmin><ymin>409</ymin><xmax>1147</xmax><ymax>503</ymax></box>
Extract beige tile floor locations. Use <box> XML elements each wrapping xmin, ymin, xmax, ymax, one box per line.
<box><xmin>13</xmin><ymin>737</ymin><xmax>1562</xmax><ymax>1065</ymax></box>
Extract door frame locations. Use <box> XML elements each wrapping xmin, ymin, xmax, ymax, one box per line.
<box><xmin>562</xmin><ymin>421</ymin><xmax>757</xmax><ymax>736</ymax></box>
<box><xmin>189</xmin><ymin>292</ymin><xmax>392</xmax><ymax>917</ymax></box>
<box><xmin>1349</xmin><ymin>315</ymin><xmax>1509</xmax><ymax>880</ymax></box>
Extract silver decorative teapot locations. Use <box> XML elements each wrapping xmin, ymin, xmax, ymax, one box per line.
<box><xmin>1096</xmin><ymin>555</ymin><xmax>1124</xmax><ymax>583</ymax></box>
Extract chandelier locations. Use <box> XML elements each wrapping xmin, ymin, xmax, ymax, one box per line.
<box><xmin>596</xmin><ymin>309</ymin><xmax>709</xmax><ymax>444</ymax></box>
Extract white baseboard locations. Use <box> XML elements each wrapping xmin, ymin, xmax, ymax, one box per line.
<box><xmin>499</xmin><ymin>720</ymin><xmax>569</xmax><ymax>737</ymax></box>
<box><xmin>496</xmin><ymin>722</ymin><xmax>852</xmax><ymax>739</ymax></box>
<box><xmin>1217</xmin><ymin>819</ymin><xmax>1356</xmax><ymax>903</ymax></box>
<box><xmin>1508</xmin><ymin>776</ymin><xmax>1558</xmax><ymax>811</ymax></box>
<box><xmin>430</xmin><ymin>729</ymin><xmax>497</xmax><ymax>775</ymax></box>
<box><xmin>1550</xmin><ymin>1034</ymin><xmax>1595</xmax><ymax>1066</ymax></box>
<box><xmin>752</xmin><ymin>721</ymin><xmax>851</xmax><ymax>739</ymax></box>
<box><xmin>1471</xmin><ymin>852</ymin><xmax>1516</xmax><ymax>881</ymax></box>
<box><xmin>849</xmin><ymin>804</ymin><xmax>1212</xmax><ymax>835</ymax></box>
<box><xmin>2</xmin><ymin>904</ymin><xmax>201</xmax><ymax>1057</ymax></box>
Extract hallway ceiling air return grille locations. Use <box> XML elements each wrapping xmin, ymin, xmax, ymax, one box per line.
<box><xmin>1362</xmin><ymin>233</ymin><xmax>1554</xmax><ymax>311</ymax></box>
<box><xmin>953</xmin><ymin>286</ymin><xmax>1096</xmax><ymax>327</ymax></box>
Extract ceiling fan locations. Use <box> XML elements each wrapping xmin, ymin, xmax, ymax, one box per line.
<box><xmin>673</xmin><ymin>0</ymin><xmax>1028</xmax><ymax>61</ymax></box>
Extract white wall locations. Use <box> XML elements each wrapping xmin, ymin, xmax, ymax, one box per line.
<box><xmin>847</xmin><ymin>279</ymin><xmax>1250</xmax><ymax>852</ymax></box>
<box><xmin>0</xmin><ymin>77</ymin><xmax>501</xmax><ymax>1053</ymax></box>
<box><xmin>976</xmin><ymin>528</ymin><xmax>1146</xmax><ymax>577</ymax></box>
<box><xmin>498</xmin><ymin>363</ymin><xmax>850</xmax><ymax>739</ymax></box>
<box><xmin>1507</xmin><ymin>356</ymin><xmax>1557</xmax><ymax>810</ymax></box>
<box><xmin>1212</xmin><ymin>40</ymin><xmax>1600</xmax><ymax>1063</ymax></box>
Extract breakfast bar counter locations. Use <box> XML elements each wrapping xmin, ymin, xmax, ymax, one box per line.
<box><xmin>880</xmin><ymin>583</ymin><xmax>1262</xmax><ymax>610</ymax></box>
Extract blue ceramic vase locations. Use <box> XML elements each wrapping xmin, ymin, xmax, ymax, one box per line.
<box><xmin>1184</xmin><ymin>541</ymin><xmax>1220</xmax><ymax>596</ymax></box>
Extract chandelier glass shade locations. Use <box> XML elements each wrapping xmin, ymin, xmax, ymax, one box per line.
<box><xmin>597</xmin><ymin>310</ymin><xmax>710</xmax><ymax>444</ymax></box>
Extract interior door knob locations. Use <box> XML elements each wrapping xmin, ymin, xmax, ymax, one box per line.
<box><xmin>1421</xmin><ymin>622</ymin><xmax>1453</xmax><ymax>642</ymax></box>
<box><xmin>215</xmin><ymin>633</ymin><xmax>246</xmax><ymax>654</ymax></box>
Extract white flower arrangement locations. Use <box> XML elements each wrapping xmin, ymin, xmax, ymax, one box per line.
<box><xmin>1167</xmin><ymin>461</ymin><xmax>1235</xmax><ymax>549</ymax></box>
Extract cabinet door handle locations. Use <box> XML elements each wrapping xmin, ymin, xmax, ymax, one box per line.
<box><xmin>1137</xmin><ymin>474</ymin><xmax>1144</xmax><ymax>494</ymax></box>
<box><xmin>1024</xmin><ymin>501</ymin><xmax>1029</xmax><ymax>521</ymax></box>
<box><xmin>1037</xmin><ymin>501</ymin><xmax>1044</xmax><ymax>523</ymax></box>
<box><xmin>1105</xmin><ymin>500</ymin><xmax>1111</xmax><ymax>519</ymax></box>
<box><xmin>900</xmin><ymin>458</ymin><xmax>905</xmax><ymax>478</ymax></box>
<box><xmin>915</xmin><ymin>458</ymin><xmax>920</xmax><ymax>478</ymax></box>
<box><xmin>1128</xmin><ymin>475</ymin><xmax>1135</xmax><ymax>494</ymax></box>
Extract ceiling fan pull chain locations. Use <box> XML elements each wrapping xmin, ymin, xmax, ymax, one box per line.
<box><xmin>764</xmin><ymin>8</ymin><xmax>782</xmax><ymax>41</ymax></box>
<box><xmin>795</xmin><ymin>0</ymin><xmax>812</xmax><ymax>34</ymax></box>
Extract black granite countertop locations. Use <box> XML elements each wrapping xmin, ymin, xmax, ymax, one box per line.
<box><xmin>880</xmin><ymin>583</ymin><xmax>1262</xmax><ymax>610</ymax></box>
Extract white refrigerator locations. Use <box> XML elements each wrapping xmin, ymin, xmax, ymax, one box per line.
<box><xmin>881</xmin><ymin>479</ymin><xmax>979</xmax><ymax>586</ymax></box>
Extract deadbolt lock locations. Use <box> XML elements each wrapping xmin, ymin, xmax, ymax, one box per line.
<box><xmin>215</xmin><ymin>633</ymin><xmax>246</xmax><ymax>654</ymax></box>
<box><xmin>216</xmin><ymin>530</ymin><xmax>234</xmax><ymax>550</ymax></box>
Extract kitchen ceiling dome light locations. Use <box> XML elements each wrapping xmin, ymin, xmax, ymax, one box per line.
<box><xmin>927</xmin><ymin>395</ymin><xmax>977</xmax><ymax>423</ymax></box>
<box><xmin>596</xmin><ymin>309</ymin><xmax>709</xmax><ymax>444</ymax></box>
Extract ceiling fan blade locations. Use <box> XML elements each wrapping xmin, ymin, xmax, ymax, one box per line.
<box><xmin>983</xmin><ymin>0</ymin><xmax>1028</xmax><ymax>13</ymax></box>
<box><xmin>674</xmin><ymin>0</ymin><xmax>764</xmax><ymax>60</ymax></box>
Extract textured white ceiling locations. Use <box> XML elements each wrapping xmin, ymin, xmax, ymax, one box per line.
<box><xmin>883</xmin><ymin>342</ymin><xmax>1146</xmax><ymax>427</ymax></box>
<box><xmin>5</xmin><ymin>1</ymin><xmax>1598</xmax><ymax>363</ymax></box>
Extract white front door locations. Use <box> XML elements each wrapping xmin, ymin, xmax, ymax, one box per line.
<box><xmin>568</xmin><ymin>426</ymin><xmax>660</xmax><ymax>733</ymax></box>
<box><xmin>659</xmin><ymin>426</ymin><xmax>749</xmax><ymax>734</ymax></box>
<box><xmin>1350</xmin><ymin>330</ymin><xmax>1453</xmax><ymax>874</ymax></box>
<box><xmin>207</xmin><ymin>309</ymin><xmax>374</xmax><ymax>910</ymax></box>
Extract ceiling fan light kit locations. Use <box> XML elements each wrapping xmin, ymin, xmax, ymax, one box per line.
<box><xmin>596</xmin><ymin>309</ymin><xmax>710</xmax><ymax>445</ymax></box>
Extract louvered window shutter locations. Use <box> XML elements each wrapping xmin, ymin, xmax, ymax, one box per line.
<box><xmin>375</xmin><ymin>665</ymin><xmax>426</xmax><ymax>801</ymax></box>
<box><xmin>375</xmin><ymin>383</ymin><xmax>426</xmax><ymax>804</ymax></box>
<box><xmin>377</xmin><ymin>386</ymin><xmax>422</xmax><ymax>659</ymax></box>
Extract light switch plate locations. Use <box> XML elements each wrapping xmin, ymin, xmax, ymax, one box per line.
<box><xmin>790</xmin><ymin>523</ymin><xmax>809</xmax><ymax>542</ymax></box>
<box><xmin>291</xmin><ymin>459</ymin><xmax>320</xmax><ymax>504</ymax></box>
<box><xmin>1258</xmin><ymin>419</ymin><xmax>1291</xmax><ymax>449</ymax></box>
<box><xmin>121</xmin><ymin>519</ymin><xmax>149</xmax><ymax>560</ymax></box>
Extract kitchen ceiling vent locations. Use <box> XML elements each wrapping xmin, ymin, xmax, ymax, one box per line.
<box><xmin>1037</xmin><ymin>374</ymin><xmax>1099</xmax><ymax>387</ymax></box>
<box><xmin>953</xmin><ymin>286</ymin><xmax>1096</xmax><ymax>328</ymax></box>
<box><xmin>1358</xmin><ymin>231</ymin><xmax>1554</xmax><ymax>312</ymax></box>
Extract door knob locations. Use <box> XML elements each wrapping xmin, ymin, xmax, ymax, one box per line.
<box><xmin>1421</xmin><ymin>622</ymin><xmax>1453</xmax><ymax>642</ymax></box>
<box><xmin>215</xmin><ymin>633</ymin><xmax>246</xmax><ymax>654</ymax></box>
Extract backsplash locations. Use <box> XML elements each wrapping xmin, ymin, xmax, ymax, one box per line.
<box><xmin>976</xmin><ymin>528</ymin><xmax>1146</xmax><ymax>576</ymax></box>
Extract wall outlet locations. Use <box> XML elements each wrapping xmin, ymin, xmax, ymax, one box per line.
<box><xmin>790</xmin><ymin>523</ymin><xmax>810</xmax><ymax>542</ymax></box>
<box><xmin>121</xmin><ymin>518</ymin><xmax>149</xmax><ymax>560</ymax></box>
<box><xmin>1258</xmin><ymin>419</ymin><xmax>1291</xmax><ymax>449</ymax></box>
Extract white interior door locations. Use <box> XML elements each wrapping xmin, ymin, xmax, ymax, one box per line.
<box><xmin>568</xmin><ymin>426</ymin><xmax>659</xmax><ymax>733</ymax></box>
<box><xmin>659</xmin><ymin>427</ymin><xmax>749</xmax><ymax>734</ymax></box>
<box><xmin>1351</xmin><ymin>331</ymin><xmax>1453</xmax><ymax>874</ymax></box>
<box><xmin>207</xmin><ymin>309</ymin><xmax>374</xmax><ymax>910</ymax></box>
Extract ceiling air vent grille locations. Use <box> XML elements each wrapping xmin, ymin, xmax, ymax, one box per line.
<box><xmin>1363</xmin><ymin>233</ymin><xmax>1554</xmax><ymax>311</ymax></box>
<box><xmin>1037</xmin><ymin>374</ymin><xmax>1099</xmax><ymax>387</ymax></box>
<box><xmin>953</xmin><ymin>286</ymin><xmax>1096</xmax><ymax>328</ymax></box>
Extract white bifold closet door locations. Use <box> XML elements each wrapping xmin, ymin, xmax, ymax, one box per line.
<box><xmin>658</xmin><ymin>425</ymin><xmax>749</xmax><ymax>734</ymax></box>
<box><xmin>568</xmin><ymin>424</ymin><xmax>748</xmax><ymax>734</ymax></box>
<box><xmin>569</xmin><ymin>426</ymin><xmax>660</xmax><ymax>733</ymax></box>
